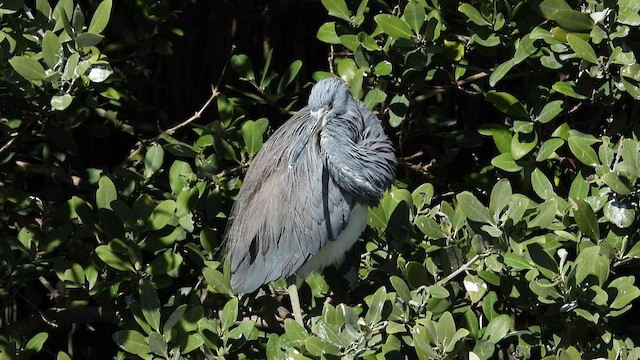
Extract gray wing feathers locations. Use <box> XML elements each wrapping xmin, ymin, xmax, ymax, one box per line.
<box><xmin>226</xmin><ymin>108</ymin><xmax>354</xmax><ymax>293</ymax></box>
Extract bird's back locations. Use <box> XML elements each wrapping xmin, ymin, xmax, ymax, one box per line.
<box><xmin>226</xmin><ymin>84</ymin><xmax>397</xmax><ymax>294</ymax></box>
<box><xmin>225</xmin><ymin>107</ymin><xmax>357</xmax><ymax>293</ymax></box>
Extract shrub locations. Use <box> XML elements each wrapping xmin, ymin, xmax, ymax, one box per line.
<box><xmin>1</xmin><ymin>0</ymin><xmax>640</xmax><ymax>359</ymax></box>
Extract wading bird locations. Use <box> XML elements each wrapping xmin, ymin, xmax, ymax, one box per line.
<box><xmin>225</xmin><ymin>77</ymin><xmax>396</xmax><ymax>324</ymax></box>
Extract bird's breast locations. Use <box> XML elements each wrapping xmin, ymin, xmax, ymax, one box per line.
<box><xmin>296</xmin><ymin>203</ymin><xmax>368</xmax><ymax>277</ymax></box>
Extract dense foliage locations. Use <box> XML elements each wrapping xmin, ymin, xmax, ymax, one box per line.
<box><xmin>2</xmin><ymin>0</ymin><xmax>640</xmax><ymax>359</ymax></box>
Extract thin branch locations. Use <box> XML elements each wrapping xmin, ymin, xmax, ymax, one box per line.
<box><xmin>329</xmin><ymin>45</ymin><xmax>335</xmax><ymax>74</ymax></box>
<box><xmin>14</xmin><ymin>161</ymin><xmax>82</xmax><ymax>186</ymax></box>
<box><xmin>163</xmin><ymin>85</ymin><xmax>220</xmax><ymax>136</ymax></box>
<box><xmin>1</xmin><ymin>307</ymin><xmax>117</xmax><ymax>337</ymax></box>
<box><xmin>436</xmin><ymin>254</ymin><xmax>481</xmax><ymax>286</ymax></box>
<box><xmin>612</xmin><ymin>135</ymin><xmax>625</xmax><ymax>170</ymax></box>
<box><xmin>400</xmin><ymin>151</ymin><xmax>424</xmax><ymax>161</ymax></box>
<box><xmin>0</xmin><ymin>134</ymin><xmax>19</xmax><ymax>155</ymax></box>
<box><xmin>124</xmin><ymin>45</ymin><xmax>236</xmax><ymax>165</ymax></box>
<box><xmin>38</xmin><ymin>276</ymin><xmax>61</xmax><ymax>301</ymax></box>
<box><xmin>165</xmin><ymin>44</ymin><xmax>236</xmax><ymax>136</ymax></box>
<box><xmin>413</xmin><ymin>72</ymin><xmax>490</xmax><ymax>103</ymax></box>
<box><xmin>215</xmin><ymin>164</ymin><xmax>247</xmax><ymax>178</ymax></box>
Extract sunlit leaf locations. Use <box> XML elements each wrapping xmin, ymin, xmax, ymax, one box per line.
<box><xmin>9</xmin><ymin>56</ymin><xmax>47</xmax><ymax>81</ymax></box>
<box><xmin>88</xmin><ymin>0</ymin><xmax>112</xmax><ymax>33</ymax></box>
<box><xmin>321</xmin><ymin>0</ymin><xmax>351</xmax><ymax>22</ymax></box>
<box><xmin>374</xmin><ymin>14</ymin><xmax>413</xmax><ymax>40</ymax></box>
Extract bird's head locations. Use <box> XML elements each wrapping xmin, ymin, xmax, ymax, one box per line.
<box><xmin>289</xmin><ymin>78</ymin><xmax>351</xmax><ymax>168</ymax></box>
<box><xmin>308</xmin><ymin>77</ymin><xmax>350</xmax><ymax>121</ymax></box>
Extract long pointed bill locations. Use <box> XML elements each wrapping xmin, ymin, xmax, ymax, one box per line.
<box><xmin>288</xmin><ymin>108</ymin><xmax>327</xmax><ymax>169</ymax></box>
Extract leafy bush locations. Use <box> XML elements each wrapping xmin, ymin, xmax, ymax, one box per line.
<box><xmin>2</xmin><ymin>0</ymin><xmax>640</xmax><ymax>359</ymax></box>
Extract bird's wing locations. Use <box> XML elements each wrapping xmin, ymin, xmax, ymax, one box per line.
<box><xmin>225</xmin><ymin>107</ymin><xmax>355</xmax><ymax>294</ymax></box>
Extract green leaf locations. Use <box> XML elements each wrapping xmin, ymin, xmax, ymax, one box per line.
<box><xmin>458</xmin><ymin>4</ymin><xmax>490</xmax><ymax>26</ymax></box>
<box><xmin>356</xmin><ymin>31</ymin><xmax>378</xmax><ymax>51</ymax></box>
<box><xmin>486</xmin><ymin>91</ymin><xmax>529</xmax><ymax>120</ymax></box>
<box><xmin>9</xmin><ymin>56</ymin><xmax>47</xmax><ymax>81</ymax></box>
<box><xmin>88</xmin><ymin>0</ymin><xmax>112</xmax><ymax>34</ymax></box>
<box><xmin>482</xmin><ymin>292</ymin><xmax>499</xmax><ymax>321</ymax></box>
<box><xmin>113</xmin><ymin>330</ymin><xmax>151</xmax><ymax>356</ymax></box>
<box><xmin>551</xmin><ymin>10</ymin><xmax>594</xmax><ymax>32</ymax></box>
<box><xmin>573</xmin><ymin>199</ymin><xmax>600</xmax><ymax>240</ymax></box>
<box><xmin>139</xmin><ymin>279</ymin><xmax>161</xmax><ymax>332</ymax></box>
<box><xmin>321</xmin><ymin>0</ymin><xmax>351</xmax><ymax>21</ymax></box>
<box><xmin>457</xmin><ymin>191</ymin><xmax>492</xmax><ymax>224</ymax></box>
<box><xmin>25</xmin><ymin>333</ymin><xmax>48</xmax><ymax>353</ymax></box>
<box><xmin>464</xmin><ymin>275</ymin><xmax>488</xmax><ymax>304</ymax></box>
<box><xmin>618</xmin><ymin>0</ymin><xmax>640</xmax><ymax>26</ymax></box>
<box><xmin>305</xmin><ymin>337</ymin><xmax>340</xmax><ymax>356</ymax></box>
<box><xmin>96</xmin><ymin>245</ymin><xmax>133</xmax><ymax>272</ymax></box>
<box><xmin>412</xmin><ymin>183</ymin><xmax>434</xmax><ymax>210</ymax></box>
<box><xmin>566</xmin><ymin>34</ymin><xmax>599</xmax><ymax>64</ymax></box>
<box><xmin>147</xmin><ymin>252</ymin><xmax>183</xmax><ymax>275</ymax></box>
<box><xmin>150</xmin><ymin>200</ymin><xmax>176</xmax><ymax>230</ymax></box>
<box><xmin>415</xmin><ymin>215</ymin><xmax>446</xmax><ymax>239</ymax></box>
<box><xmin>0</xmin><ymin>0</ymin><xmax>24</xmax><ymax>14</ymax></box>
<box><xmin>42</xmin><ymin>31</ymin><xmax>61</xmax><ymax>68</ymax></box>
<box><xmin>478</xmin><ymin>123</ymin><xmax>512</xmax><ymax>154</ymax></box>
<box><xmin>552</xmin><ymin>81</ymin><xmax>589</xmax><ymax>99</ymax></box>
<box><xmin>538</xmin><ymin>0</ymin><xmax>571</xmax><ymax>18</ymax></box>
<box><xmin>374</xmin><ymin>14</ymin><xmax>413</xmax><ymax>40</ymax></box>
<box><xmin>609</xmin><ymin>276</ymin><xmax>640</xmax><ymax>309</ymax></box>
<box><xmin>404</xmin><ymin>1</ymin><xmax>426</xmax><ymax>33</ymax></box>
<box><xmin>536</xmin><ymin>138</ymin><xmax>564</xmax><ymax>161</ymax></box>
<box><xmin>316</xmin><ymin>22</ymin><xmax>341</xmax><ymax>44</ymax></box>
<box><xmin>503</xmin><ymin>253</ymin><xmax>534</xmax><ymax>270</ymax></box>
<box><xmin>202</xmin><ymin>267</ymin><xmax>233</xmax><ymax>296</ymax></box>
<box><xmin>363</xmin><ymin>88</ymin><xmax>387</xmax><ymax>109</ymax></box>
<box><xmin>374</xmin><ymin>61</ymin><xmax>392</xmax><ymax>76</ymax></box>
<box><xmin>163</xmin><ymin>305</ymin><xmax>187</xmax><ymax>334</ymax></box>
<box><xmin>435</xmin><ymin>311</ymin><xmax>455</xmax><ymax>345</ymax></box>
<box><xmin>492</xmin><ymin>153</ymin><xmax>523</xmax><ymax>172</ymax></box>
<box><xmin>75</xmin><ymin>32</ymin><xmax>105</xmax><ymax>47</ymax></box>
<box><xmin>568</xmin><ymin>135</ymin><xmax>600</xmax><ymax>166</ymax></box>
<box><xmin>169</xmin><ymin>160</ymin><xmax>194</xmax><ymax>195</ymax></box>
<box><xmin>50</xmin><ymin>93</ymin><xmax>73</xmax><ymax>111</ymax></box>
<box><xmin>144</xmin><ymin>145</ymin><xmax>164</xmax><ymax>178</ymax></box>
<box><xmin>388</xmin><ymin>94</ymin><xmax>409</xmax><ymax>127</ymax></box>
<box><xmin>445</xmin><ymin>328</ymin><xmax>470</xmax><ymax>353</ymax></box>
<box><xmin>414</xmin><ymin>325</ymin><xmax>439</xmax><ymax>359</ymax></box>
<box><xmin>489</xmin><ymin>178</ymin><xmax>512</xmax><ymax>215</ymax></box>
<box><xmin>241</xmin><ymin>118</ymin><xmax>269</xmax><ymax>155</ymax></box>
<box><xmin>390</xmin><ymin>276</ymin><xmax>412</xmax><ymax>304</ymax></box>
<box><xmin>513</xmin><ymin>34</ymin><xmax>537</xmax><ymax>63</ymax></box>
<box><xmin>284</xmin><ymin>318</ymin><xmax>309</xmax><ymax>345</ymax></box>
<box><xmin>365</xmin><ymin>286</ymin><xmax>387</xmax><ymax>325</ymax></box>
<box><xmin>148</xmin><ymin>332</ymin><xmax>167</xmax><ymax>357</ymax></box>
<box><xmin>490</xmin><ymin>59</ymin><xmax>515</xmax><ymax>86</ymax></box>
<box><xmin>511</xmin><ymin>131</ymin><xmax>538</xmax><ymax>160</ymax></box>
<box><xmin>96</xmin><ymin>176</ymin><xmax>117</xmax><ymax>210</ymax></box>
<box><xmin>221</xmin><ymin>297</ymin><xmax>238</xmax><ymax>332</ymax></box>
<box><xmin>619</xmin><ymin>139</ymin><xmax>640</xmax><ymax>177</ymax></box>
<box><xmin>277</xmin><ymin>60</ymin><xmax>302</xmax><ymax>93</ymax></box>
<box><xmin>531</xmin><ymin>168</ymin><xmax>553</xmax><ymax>199</ymax></box>
<box><xmin>528</xmin><ymin>199</ymin><xmax>557</xmax><ymax>228</ymax></box>
<box><xmin>603</xmin><ymin>200</ymin><xmax>634</xmax><ymax>228</ymax></box>
<box><xmin>230</xmin><ymin>54</ymin><xmax>255</xmax><ymax>80</ymax></box>
<box><xmin>535</xmin><ymin>100</ymin><xmax>564</xmax><ymax>123</ymax></box>
<box><xmin>575</xmin><ymin>245</ymin><xmax>609</xmax><ymax>286</ymax></box>
<box><xmin>569</xmin><ymin>171</ymin><xmax>589</xmax><ymax>200</ymax></box>
<box><xmin>482</xmin><ymin>314</ymin><xmax>511</xmax><ymax>344</ymax></box>
<box><xmin>57</xmin><ymin>351</ymin><xmax>72</xmax><ymax>360</ymax></box>
<box><xmin>601</xmin><ymin>172</ymin><xmax>632</xmax><ymax>195</ymax></box>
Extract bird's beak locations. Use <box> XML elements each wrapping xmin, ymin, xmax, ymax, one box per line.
<box><xmin>288</xmin><ymin>106</ymin><xmax>329</xmax><ymax>168</ymax></box>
